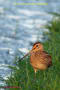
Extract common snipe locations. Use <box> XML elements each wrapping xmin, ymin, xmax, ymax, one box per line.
<box><xmin>21</xmin><ymin>42</ymin><xmax>52</xmax><ymax>73</ymax></box>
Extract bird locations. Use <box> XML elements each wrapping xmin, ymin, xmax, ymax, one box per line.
<box><xmin>20</xmin><ymin>42</ymin><xmax>52</xmax><ymax>73</ymax></box>
<box><xmin>30</xmin><ymin>42</ymin><xmax>52</xmax><ymax>73</ymax></box>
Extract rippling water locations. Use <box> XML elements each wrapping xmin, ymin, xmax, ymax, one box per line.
<box><xmin>0</xmin><ymin>0</ymin><xmax>60</xmax><ymax>85</ymax></box>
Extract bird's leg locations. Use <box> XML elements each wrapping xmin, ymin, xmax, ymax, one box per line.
<box><xmin>34</xmin><ymin>69</ymin><xmax>37</xmax><ymax>74</ymax></box>
<box><xmin>34</xmin><ymin>68</ymin><xmax>37</xmax><ymax>79</ymax></box>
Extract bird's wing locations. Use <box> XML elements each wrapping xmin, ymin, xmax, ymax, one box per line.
<box><xmin>35</xmin><ymin>51</ymin><xmax>52</xmax><ymax>67</ymax></box>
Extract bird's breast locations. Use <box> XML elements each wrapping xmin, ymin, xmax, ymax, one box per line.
<box><xmin>30</xmin><ymin>51</ymin><xmax>52</xmax><ymax>69</ymax></box>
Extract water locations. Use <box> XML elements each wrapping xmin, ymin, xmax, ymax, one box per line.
<box><xmin>0</xmin><ymin>0</ymin><xmax>60</xmax><ymax>85</ymax></box>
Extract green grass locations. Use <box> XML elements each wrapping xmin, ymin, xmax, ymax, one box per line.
<box><xmin>3</xmin><ymin>17</ymin><xmax>60</xmax><ymax>90</ymax></box>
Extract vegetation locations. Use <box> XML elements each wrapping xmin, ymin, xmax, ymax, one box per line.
<box><xmin>2</xmin><ymin>16</ymin><xmax>60</xmax><ymax>90</ymax></box>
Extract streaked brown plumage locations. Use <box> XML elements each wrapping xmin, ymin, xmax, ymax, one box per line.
<box><xmin>30</xmin><ymin>42</ymin><xmax>52</xmax><ymax>73</ymax></box>
<box><xmin>21</xmin><ymin>42</ymin><xmax>52</xmax><ymax>73</ymax></box>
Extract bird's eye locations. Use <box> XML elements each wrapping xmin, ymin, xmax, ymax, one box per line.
<box><xmin>36</xmin><ymin>45</ymin><xmax>38</xmax><ymax>47</ymax></box>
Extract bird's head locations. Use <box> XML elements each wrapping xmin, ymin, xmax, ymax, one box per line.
<box><xmin>20</xmin><ymin>42</ymin><xmax>43</xmax><ymax>60</ymax></box>
<box><xmin>31</xmin><ymin>42</ymin><xmax>43</xmax><ymax>52</ymax></box>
